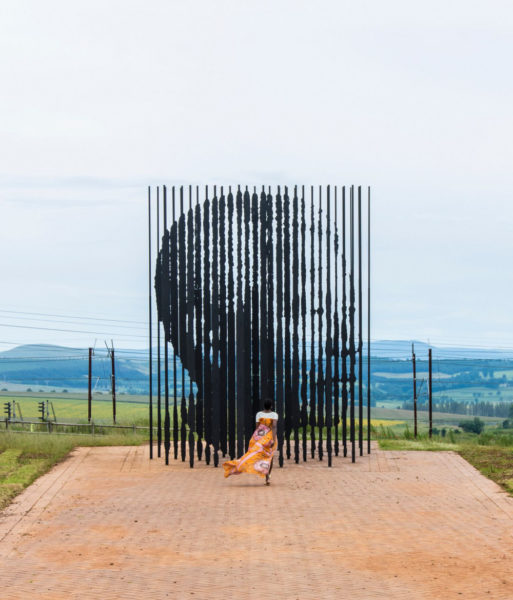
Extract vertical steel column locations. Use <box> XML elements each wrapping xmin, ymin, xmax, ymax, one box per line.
<box><xmin>211</xmin><ymin>188</ymin><xmax>220</xmax><ymax>467</ymax></box>
<box><xmin>413</xmin><ymin>343</ymin><xmax>417</xmax><ymax>438</ymax></box>
<box><xmin>251</xmin><ymin>189</ymin><xmax>260</xmax><ymax>418</ymax></box>
<box><xmin>88</xmin><ymin>347</ymin><xmax>92</xmax><ymax>423</ymax></box>
<box><xmin>179</xmin><ymin>188</ymin><xmax>187</xmax><ymax>462</ymax></box>
<box><xmin>163</xmin><ymin>187</ymin><xmax>171</xmax><ymax>465</ymax></box>
<box><xmin>317</xmin><ymin>186</ymin><xmax>324</xmax><ymax>461</ymax></box>
<box><xmin>172</xmin><ymin>188</ymin><xmax>179</xmax><ymax>460</ymax></box>
<box><xmin>259</xmin><ymin>188</ymin><xmax>268</xmax><ymax>404</ymax></box>
<box><xmin>309</xmin><ymin>186</ymin><xmax>317</xmax><ymax>459</ymax></box>
<box><xmin>156</xmin><ymin>188</ymin><xmax>161</xmax><ymax>457</ymax></box>
<box><xmin>235</xmin><ymin>188</ymin><xmax>245</xmax><ymax>458</ymax></box>
<box><xmin>194</xmin><ymin>188</ymin><xmax>204</xmax><ymax>461</ymax></box>
<box><xmin>292</xmin><ymin>186</ymin><xmax>300</xmax><ymax>464</ymax></box>
<box><xmin>187</xmin><ymin>186</ymin><xmax>195</xmax><ymax>468</ymax></box>
<box><xmin>367</xmin><ymin>187</ymin><xmax>372</xmax><ymax>454</ymax></box>
<box><xmin>333</xmin><ymin>187</ymin><xmax>340</xmax><ymax>457</ymax></box>
<box><xmin>358</xmin><ymin>186</ymin><xmax>363</xmax><ymax>456</ymax></box>
<box><xmin>243</xmin><ymin>189</ymin><xmax>252</xmax><ymax>445</ymax></box>
<box><xmin>148</xmin><ymin>187</ymin><xmax>153</xmax><ymax>458</ymax></box>
<box><xmin>203</xmin><ymin>188</ymin><xmax>212</xmax><ymax>464</ymax></box>
<box><xmin>300</xmin><ymin>186</ymin><xmax>308</xmax><ymax>462</ymax></box>
<box><xmin>341</xmin><ymin>187</ymin><xmax>348</xmax><ymax>458</ymax></box>
<box><xmin>111</xmin><ymin>347</ymin><xmax>116</xmax><ymax>424</ymax></box>
<box><xmin>219</xmin><ymin>189</ymin><xmax>228</xmax><ymax>457</ymax></box>
<box><xmin>283</xmin><ymin>187</ymin><xmax>292</xmax><ymax>458</ymax></box>
<box><xmin>429</xmin><ymin>348</ymin><xmax>433</xmax><ymax>438</ymax></box>
<box><xmin>227</xmin><ymin>188</ymin><xmax>236</xmax><ymax>459</ymax></box>
<box><xmin>349</xmin><ymin>186</ymin><xmax>356</xmax><ymax>463</ymax></box>
<box><xmin>266</xmin><ymin>188</ymin><xmax>275</xmax><ymax>411</ymax></box>
<box><xmin>325</xmin><ymin>186</ymin><xmax>333</xmax><ymax>466</ymax></box>
<box><xmin>275</xmin><ymin>187</ymin><xmax>285</xmax><ymax>467</ymax></box>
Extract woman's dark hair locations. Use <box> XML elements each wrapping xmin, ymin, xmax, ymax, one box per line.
<box><xmin>263</xmin><ymin>398</ymin><xmax>274</xmax><ymax>411</ymax></box>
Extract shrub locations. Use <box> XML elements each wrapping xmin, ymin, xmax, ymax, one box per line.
<box><xmin>459</xmin><ymin>417</ymin><xmax>485</xmax><ymax>434</ymax></box>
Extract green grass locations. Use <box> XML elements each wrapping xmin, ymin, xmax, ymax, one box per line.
<box><xmin>5</xmin><ymin>394</ymin><xmax>150</xmax><ymax>424</ymax></box>
<box><xmin>0</xmin><ymin>430</ymin><xmax>146</xmax><ymax>510</ymax></box>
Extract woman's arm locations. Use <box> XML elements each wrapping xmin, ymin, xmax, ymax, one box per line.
<box><xmin>272</xmin><ymin>420</ymin><xmax>278</xmax><ymax>445</ymax></box>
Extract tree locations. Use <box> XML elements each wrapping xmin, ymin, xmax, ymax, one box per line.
<box><xmin>459</xmin><ymin>417</ymin><xmax>485</xmax><ymax>434</ymax></box>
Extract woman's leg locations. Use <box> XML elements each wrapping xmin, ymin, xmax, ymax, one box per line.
<box><xmin>266</xmin><ymin>458</ymin><xmax>274</xmax><ymax>484</ymax></box>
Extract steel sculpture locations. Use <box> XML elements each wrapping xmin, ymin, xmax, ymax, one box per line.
<box><xmin>152</xmin><ymin>185</ymin><xmax>371</xmax><ymax>466</ymax></box>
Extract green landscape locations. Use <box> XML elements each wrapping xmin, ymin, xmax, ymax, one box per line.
<box><xmin>2</xmin><ymin>340</ymin><xmax>513</xmax><ymax>512</ymax></box>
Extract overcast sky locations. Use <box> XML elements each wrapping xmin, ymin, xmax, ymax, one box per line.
<box><xmin>1</xmin><ymin>1</ymin><xmax>512</xmax><ymax>351</ymax></box>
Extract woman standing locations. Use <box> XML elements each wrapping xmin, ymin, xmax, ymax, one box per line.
<box><xmin>223</xmin><ymin>399</ymin><xmax>278</xmax><ymax>485</ymax></box>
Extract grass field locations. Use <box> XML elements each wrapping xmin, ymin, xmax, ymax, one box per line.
<box><xmin>2</xmin><ymin>393</ymin><xmax>149</xmax><ymax>424</ymax></box>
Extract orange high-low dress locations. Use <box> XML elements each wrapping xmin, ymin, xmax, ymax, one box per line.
<box><xmin>223</xmin><ymin>417</ymin><xmax>277</xmax><ymax>478</ymax></box>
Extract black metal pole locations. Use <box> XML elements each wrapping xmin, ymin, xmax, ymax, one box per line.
<box><xmin>179</xmin><ymin>187</ymin><xmax>187</xmax><ymax>462</ymax></box>
<box><xmin>88</xmin><ymin>346</ymin><xmax>92</xmax><ymax>423</ymax></box>
<box><xmin>187</xmin><ymin>186</ymin><xmax>195</xmax><ymax>468</ymax></box>
<box><xmin>251</xmin><ymin>189</ymin><xmax>260</xmax><ymax>417</ymax></box>
<box><xmin>235</xmin><ymin>187</ymin><xmax>245</xmax><ymax>458</ymax></box>
<box><xmin>227</xmin><ymin>188</ymin><xmax>236</xmax><ymax>459</ymax></box>
<box><xmin>111</xmin><ymin>347</ymin><xmax>116</xmax><ymax>424</ymax></box>
<box><xmin>172</xmin><ymin>188</ymin><xmax>179</xmax><ymax>460</ymax></box>
<box><xmin>367</xmin><ymin>187</ymin><xmax>371</xmax><ymax>454</ymax></box>
<box><xmin>349</xmin><ymin>186</ymin><xmax>356</xmax><ymax>463</ymax></box>
<box><xmin>367</xmin><ymin>187</ymin><xmax>372</xmax><ymax>454</ymax></box>
<box><xmin>283</xmin><ymin>187</ymin><xmax>292</xmax><ymax>459</ymax></box>
<box><xmin>163</xmin><ymin>186</ymin><xmax>170</xmax><ymax>465</ymax></box>
<box><xmin>413</xmin><ymin>343</ymin><xmax>417</xmax><ymax>438</ymax></box>
<box><xmin>309</xmin><ymin>186</ymin><xmax>317</xmax><ymax>459</ymax></box>
<box><xmin>317</xmin><ymin>186</ymin><xmax>324</xmax><ymax>461</ymax></box>
<box><xmin>429</xmin><ymin>347</ymin><xmax>433</xmax><ymax>438</ymax></box>
<box><xmin>148</xmin><ymin>189</ymin><xmax>153</xmax><ymax>457</ymax></box>
<box><xmin>157</xmin><ymin>187</ymin><xmax>162</xmax><ymax>457</ymax></box>
<box><xmin>292</xmin><ymin>186</ymin><xmax>300</xmax><ymax>464</ymax></box>
<box><xmin>275</xmin><ymin>186</ymin><xmax>285</xmax><ymax>467</ymax></box>
<box><xmin>211</xmin><ymin>187</ymin><xmax>220</xmax><ymax>467</ymax></box>
<box><xmin>194</xmin><ymin>187</ymin><xmax>203</xmax><ymax>462</ymax></box>
<box><xmin>300</xmin><ymin>185</ymin><xmax>308</xmax><ymax>462</ymax></box>
<box><xmin>243</xmin><ymin>188</ymin><xmax>252</xmax><ymax>446</ymax></box>
<box><xmin>358</xmin><ymin>186</ymin><xmax>363</xmax><ymax>456</ymax></box>
<box><xmin>218</xmin><ymin>189</ymin><xmax>228</xmax><ymax>458</ymax></box>
<box><xmin>341</xmin><ymin>187</ymin><xmax>348</xmax><ymax>458</ymax></box>
<box><xmin>325</xmin><ymin>186</ymin><xmax>333</xmax><ymax>466</ymax></box>
<box><xmin>203</xmin><ymin>187</ymin><xmax>212</xmax><ymax>464</ymax></box>
<box><xmin>333</xmin><ymin>187</ymin><xmax>340</xmax><ymax>457</ymax></box>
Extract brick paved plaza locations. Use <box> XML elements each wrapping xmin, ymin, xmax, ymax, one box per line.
<box><xmin>1</xmin><ymin>443</ymin><xmax>512</xmax><ymax>599</ymax></box>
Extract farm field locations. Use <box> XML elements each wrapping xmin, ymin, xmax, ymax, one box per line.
<box><xmin>2</xmin><ymin>391</ymin><xmax>503</xmax><ymax>431</ymax></box>
<box><xmin>1</xmin><ymin>393</ymin><xmax>149</xmax><ymax>425</ymax></box>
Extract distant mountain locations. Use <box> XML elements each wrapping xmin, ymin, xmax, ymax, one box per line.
<box><xmin>0</xmin><ymin>344</ymin><xmax>149</xmax><ymax>393</ymax></box>
<box><xmin>1</xmin><ymin>341</ymin><xmax>512</xmax><ymax>394</ymax></box>
<box><xmin>367</xmin><ymin>340</ymin><xmax>513</xmax><ymax>360</ymax></box>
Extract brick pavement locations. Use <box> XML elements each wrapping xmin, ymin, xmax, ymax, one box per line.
<box><xmin>0</xmin><ymin>444</ymin><xmax>512</xmax><ymax>599</ymax></box>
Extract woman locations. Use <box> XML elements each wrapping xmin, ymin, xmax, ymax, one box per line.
<box><xmin>223</xmin><ymin>399</ymin><xmax>278</xmax><ymax>485</ymax></box>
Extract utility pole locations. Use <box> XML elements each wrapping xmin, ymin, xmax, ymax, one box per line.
<box><xmin>412</xmin><ymin>343</ymin><xmax>417</xmax><ymax>438</ymax></box>
<box><xmin>428</xmin><ymin>347</ymin><xmax>433</xmax><ymax>438</ymax></box>
<box><xmin>88</xmin><ymin>347</ymin><xmax>93</xmax><ymax>422</ymax></box>
<box><xmin>108</xmin><ymin>342</ymin><xmax>116</xmax><ymax>424</ymax></box>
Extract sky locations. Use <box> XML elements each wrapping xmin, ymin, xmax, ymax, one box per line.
<box><xmin>1</xmin><ymin>0</ymin><xmax>513</xmax><ymax>351</ymax></box>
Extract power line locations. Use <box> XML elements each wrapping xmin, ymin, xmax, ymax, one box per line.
<box><xmin>0</xmin><ymin>308</ymin><xmax>148</xmax><ymax>325</ymax></box>
<box><xmin>0</xmin><ymin>322</ymin><xmax>148</xmax><ymax>338</ymax></box>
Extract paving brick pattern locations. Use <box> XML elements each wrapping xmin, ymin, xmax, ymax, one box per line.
<box><xmin>1</xmin><ymin>444</ymin><xmax>512</xmax><ymax>599</ymax></box>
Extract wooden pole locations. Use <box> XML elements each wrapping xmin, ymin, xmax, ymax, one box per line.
<box><xmin>88</xmin><ymin>347</ymin><xmax>93</xmax><ymax>423</ymax></box>
<box><xmin>429</xmin><ymin>348</ymin><xmax>433</xmax><ymax>438</ymax></box>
